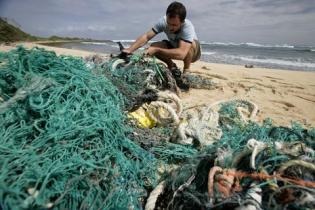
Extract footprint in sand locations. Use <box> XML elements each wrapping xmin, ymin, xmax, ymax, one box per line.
<box><xmin>243</xmin><ymin>77</ymin><xmax>263</xmax><ymax>81</ymax></box>
<box><xmin>191</xmin><ymin>71</ymin><xmax>228</xmax><ymax>80</ymax></box>
<box><xmin>271</xmin><ymin>100</ymin><xmax>295</xmax><ymax>111</ymax></box>
<box><xmin>202</xmin><ymin>66</ymin><xmax>211</xmax><ymax>70</ymax></box>
<box><xmin>263</xmin><ymin>76</ymin><xmax>283</xmax><ymax>80</ymax></box>
<box><xmin>254</xmin><ymin>82</ymin><xmax>274</xmax><ymax>89</ymax></box>
<box><xmin>294</xmin><ymin>95</ymin><xmax>315</xmax><ymax>103</ymax></box>
<box><xmin>282</xmin><ymin>85</ymin><xmax>305</xmax><ymax>90</ymax></box>
<box><xmin>269</xmin><ymin>80</ymin><xmax>304</xmax><ymax>90</ymax></box>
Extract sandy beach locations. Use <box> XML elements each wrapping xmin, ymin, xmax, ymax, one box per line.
<box><xmin>1</xmin><ymin>41</ymin><xmax>315</xmax><ymax>128</ymax></box>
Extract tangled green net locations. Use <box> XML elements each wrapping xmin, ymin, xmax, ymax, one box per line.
<box><xmin>0</xmin><ymin>46</ymin><xmax>160</xmax><ymax>209</ymax></box>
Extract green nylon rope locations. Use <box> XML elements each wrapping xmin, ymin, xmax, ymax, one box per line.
<box><xmin>0</xmin><ymin>46</ymin><xmax>158</xmax><ymax>209</ymax></box>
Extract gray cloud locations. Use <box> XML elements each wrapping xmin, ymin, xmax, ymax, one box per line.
<box><xmin>0</xmin><ymin>0</ymin><xmax>314</xmax><ymax>45</ymax></box>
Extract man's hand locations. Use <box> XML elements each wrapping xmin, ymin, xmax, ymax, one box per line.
<box><xmin>122</xmin><ymin>48</ymin><xmax>132</xmax><ymax>54</ymax></box>
<box><xmin>145</xmin><ymin>46</ymin><xmax>159</xmax><ymax>56</ymax></box>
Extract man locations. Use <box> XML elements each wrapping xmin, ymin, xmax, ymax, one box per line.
<box><xmin>123</xmin><ymin>1</ymin><xmax>201</xmax><ymax>78</ymax></box>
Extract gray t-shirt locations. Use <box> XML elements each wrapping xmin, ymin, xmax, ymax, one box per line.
<box><xmin>152</xmin><ymin>16</ymin><xmax>198</xmax><ymax>48</ymax></box>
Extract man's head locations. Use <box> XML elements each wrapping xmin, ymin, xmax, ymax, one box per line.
<box><xmin>166</xmin><ymin>1</ymin><xmax>186</xmax><ymax>33</ymax></box>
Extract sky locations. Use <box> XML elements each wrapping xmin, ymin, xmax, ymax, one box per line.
<box><xmin>0</xmin><ymin>0</ymin><xmax>315</xmax><ymax>46</ymax></box>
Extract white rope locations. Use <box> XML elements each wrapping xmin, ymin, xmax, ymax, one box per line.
<box><xmin>143</xmin><ymin>90</ymin><xmax>183</xmax><ymax>125</ymax></box>
<box><xmin>167</xmin><ymin>175</ymin><xmax>195</xmax><ymax>209</ymax></box>
<box><xmin>176</xmin><ymin>121</ymin><xmax>194</xmax><ymax>145</ymax></box>
<box><xmin>145</xmin><ymin>181</ymin><xmax>166</xmax><ymax>210</ymax></box>
<box><xmin>143</xmin><ymin>68</ymin><xmax>156</xmax><ymax>87</ymax></box>
<box><xmin>275</xmin><ymin>141</ymin><xmax>315</xmax><ymax>157</ymax></box>
<box><xmin>175</xmin><ymin>98</ymin><xmax>259</xmax><ymax>147</ymax></box>
<box><xmin>177</xmin><ymin>121</ymin><xmax>188</xmax><ymax>140</ymax></box>
<box><xmin>246</xmin><ymin>139</ymin><xmax>315</xmax><ymax>170</ymax></box>
<box><xmin>235</xmin><ymin>183</ymin><xmax>262</xmax><ymax>210</ymax></box>
<box><xmin>111</xmin><ymin>59</ymin><xmax>125</xmax><ymax>71</ymax></box>
<box><xmin>147</xmin><ymin>101</ymin><xmax>180</xmax><ymax>125</ymax></box>
<box><xmin>246</xmin><ymin>139</ymin><xmax>267</xmax><ymax>169</ymax></box>
<box><xmin>157</xmin><ymin>91</ymin><xmax>183</xmax><ymax>115</ymax></box>
<box><xmin>176</xmin><ymin>106</ymin><xmax>222</xmax><ymax>146</ymax></box>
<box><xmin>278</xmin><ymin>160</ymin><xmax>315</xmax><ymax>174</ymax></box>
<box><xmin>208</xmin><ymin>98</ymin><xmax>259</xmax><ymax>122</ymax></box>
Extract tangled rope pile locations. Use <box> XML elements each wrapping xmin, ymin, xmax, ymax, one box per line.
<box><xmin>90</xmin><ymin>54</ymin><xmax>178</xmax><ymax>111</ymax></box>
<box><xmin>0</xmin><ymin>47</ymin><xmax>199</xmax><ymax>209</ymax></box>
<box><xmin>146</xmin><ymin>105</ymin><xmax>315</xmax><ymax>209</ymax></box>
<box><xmin>0</xmin><ymin>46</ymin><xmax>160</xmax><ymax>209</ymax></box>
<box><xmin>1</xmin><ymin>46</ymin><xmax>314</xmax><ymax>210</ymax></box>
<box><xmin>173</xmin><ymin>99</ymin><xmax>258</xmax><ymax>147</ymax></box>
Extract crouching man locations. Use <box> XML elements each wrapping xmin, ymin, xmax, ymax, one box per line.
<box><xmin>123</xmin><ymin>1</ymin><xmax>201</xmax><ymax>89</ymax></box>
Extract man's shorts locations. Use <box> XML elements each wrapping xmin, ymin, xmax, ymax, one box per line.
<box><xmin>162</xmin><ymin>39</ymin><xmax>201</xmax><ymax>63</ymax></box>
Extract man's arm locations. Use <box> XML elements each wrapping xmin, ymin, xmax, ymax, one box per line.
<box><xmin>147</xmin><ymin>40</ymin><xmax>191</xmax><ymax>60</ymax></box>
<box><xmin>123</xmin><ymin>30</ymin><xmax>156</xmax><ymax>54</ymax></box>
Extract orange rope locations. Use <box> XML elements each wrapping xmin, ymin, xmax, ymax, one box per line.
<box><xmin>208</xmin><ymin>167</ymin><xmax>315</xmax><ymax>200</ymax></box>
<box><xmin>226</xmin><ymin>170</ymin><xmax>315</xmax><ymax>188</ymax></box>
<box><xmin>208</xmin><ymin>166</ymin><xmax>223</xmax><ymax>198</ymax></box>
<box><xmin>208</xmin><ymin>167</ymin><xmax>242</xmax><ymax>199</ymax></box>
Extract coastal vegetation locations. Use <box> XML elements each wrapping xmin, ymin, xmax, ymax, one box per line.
<box><xmin>0</xmin><ymin>17</ymin><xmax>94</xmax><ymax>43</ymax></box>
<box><xmin>0</xmin><ymin>17</ymin><xmax>38</xmax><ymax>42</ymax></box>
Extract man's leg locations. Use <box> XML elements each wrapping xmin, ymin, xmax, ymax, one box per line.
<box><xmin>151</xmin><ymin>41</ymin><xmax>189</xmax><ymax>91</ymax></box>
<box><xmin>183</xmin><ymin>40</ymin><xmax>200</xmax><ymax>73</ymax></box>
<box><xmin>151</xmin><ymin>41</ymin><xmax>175</xmax><ymax>69</ymax></box>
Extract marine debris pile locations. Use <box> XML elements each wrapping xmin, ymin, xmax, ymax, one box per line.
<box><xmin>0</xmin><ymin>46</ymin><xmax>314</xmax><ymax>210</ymax></box>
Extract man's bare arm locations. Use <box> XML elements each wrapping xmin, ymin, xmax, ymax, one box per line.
<box><xmin>147</xmin><ymin>40</ymin><xmax>191</xmax><ymax>60</ymax></box>
<box><xmin>123</xmin><ymin>30</ymin><xmax>156</xmax><ymax>54</ymax></box>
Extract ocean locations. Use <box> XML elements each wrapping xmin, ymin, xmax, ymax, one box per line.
<box><xmin>45</xmin><ymin>40</ymin><xmax>315</xmax><ymax>71</ymax></box>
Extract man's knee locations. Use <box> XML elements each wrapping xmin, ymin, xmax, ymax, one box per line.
<box><xmin>151</xmin><ymin>41</ymin><xmax>168</xmax><ymax>48</ymax></box>
<box><xmin>185</xmin><ymin>40</ymin><xmax>201</xmax><ymax>63</ymax></box>
<box><xmin>184</xmin><ymin>44</ymin><xmax>195</xmax><ymax>63</ymax></box>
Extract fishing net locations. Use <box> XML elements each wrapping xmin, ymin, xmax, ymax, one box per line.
<box><xmin>182</xmin><ymin>73</ymin><xmax>218</xmax><ymax>90</ymax></box>
<box><xmin>91</xmin><ymin>54</ymin><xmax>178</xmax><ymax>111</ymax></box>
<box><xmin>1</xmin><ymin>46</ymin><xmax>314</xmax><ymax>210</ymax></box>
<box><xmin>149</xmin><ymin>102</ymin><xmax>315</xmax><ymax>210</ymax></box>
<box><xmin>0</xmin><ymin>46</ymin><xmax>155</xmax><ymax>209</ymax></box>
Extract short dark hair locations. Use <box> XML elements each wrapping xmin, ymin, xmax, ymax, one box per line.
<box><xmin>166</xmin><ymin>1</ymin><xmax>186</xmax><ymax>22</ymax></box>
